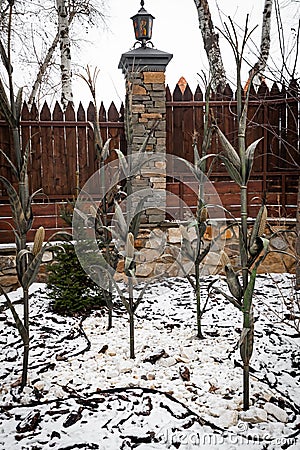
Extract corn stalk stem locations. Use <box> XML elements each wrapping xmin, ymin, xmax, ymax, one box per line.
<box><xmin>129</xmin><ymin>278</ymin><xmax>135</xmax><ymax>359</ymax></box>
<box><xmin>243</xmin><ymin>364</ymin><xmax>250</xmax><ymax>411</ymax></box>
<box><xmin>195</xmin><ymin>262</ymin><xmax>204</xmax><ymax>339</ymax></box>
<box><xmin>21</xmin><ymin>288</ymin><xmax>29</xmax><ymax>389</ymax></box>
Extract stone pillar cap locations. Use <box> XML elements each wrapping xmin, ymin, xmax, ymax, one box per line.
<box><xmin>118</xmin><ymin>46</ymin><xmax>173</xmax><ymax>74</ymax></box>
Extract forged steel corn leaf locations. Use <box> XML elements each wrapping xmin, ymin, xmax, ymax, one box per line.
<box><xmin>114</xmin><ymin>149</ymin><xmax>129</xmax><ymax>177</ymax></box>
<box><xmin>114</xmin><ymin>201</ymin><xmax>128</xmax><ymax>242</ymax></box>
<box><xmin>180</xmin><ymin>155</ymin><xmax>215</xmax><ymax>184</ymax></box>
<box><xmin>16</xmin><ymin>249</ymin><xmax>32</xmax><ymax>282</ymax></box>
<box><xmin>213</xmin><ymin>286</ymin><xmax>243</xmax><ymax>311</ymax></box>
<box><xmin>130</xmin><ymin>153</ymin><xmax>161</xmax><ymax>177</ymax></box>
<box><xmin>0</xmin><ymin>286</ymin><xmax>28</xmax><ymax>343</ymax></box>
<box><xmin>46</xmin><ymin>231</ymin><xmax>73</xmax><ymax>243</ymax></box>
<box><xmin>133</xmin><ymin>282</ymin><xmax>150</xmax><ymax>313</ymax></box>
<box><xmin>193</xmin><ymin>143</ymin><xmax>202</xmax><ymax>170</ymax></box>
<box><xmin>21</xmin><ymin>249</ymin><xmax>45</xmax><ymax>289</ymax></box>
<box><xmin>196</xmin><ymin>242</ymin><xmax>211</xmax><ymax>265</ymax></box>
<box><xmin>245</xmin><ymin>138</ymin><xmax>263</xmax><ymax>182</ymax></box>
<box><xmin>219</xmin><ymin>156</ymin><xmax>243</xmax><ymax>186</ymax></box>
<box><xmin>249</xmin><ymin>204</ymin><xmax>265</xmax><ymax>248</ymax></box>
<box><xmin>225</xmin><ymin>264</ymin><xmax>243</xmax><ymax>301</ymax></box>
<box><xmin>0</xmin><ymin>39</ymin><xmax>12</xmax><ymax>73</ymax></box>
<box><xmin>20</xmin><ymin>140</ymin><xmax>31</xmax><ymax>182</ymax></box>
<box><xmin>26</xmin><ymin>188</ymin><xmax>43</xmax><ymax>222</ymax></box>
<box><xmin>125</xmin><ymin>232</ymin><xmax>135</xmax><ymax>261</ymax></box>
<box><xmin>74</xmin><ymin>207</ymin><xmax>90</xmax><ymax>226</ymax></box>
<box><xmin>0</xmin><ymin>149</ymin><xmax>18</xmax><ymax>178</ymax></box>
<box><xmin>216</xmin><ymin>127</ymin><xmax>241</xmax><ymax>169</ymax></box>
<box><xmin>15</xmin><ymin>88</ymin><xmax>23</xmax><ymax>123</ymax></box>
<box><xmin>0</xmin><ymin>78</ymin><xmax>15</xmax><ymax>128</ymax></box>
<box><xmin>179</xmin><ymin>225</ymin><xmax>195</xmax><ymax>261</ymax></box>
<box><xmin>129</xmin><ymin>195</ymin><xmax>150</xmax><ymax>239</ymax></box>
<box><xmin>102</xmin><ymin>138</ymin><xmax>111</xmax><ymax>161</ymax></box>
<box><xmin>0</xmin><ymin>176</ymin><xmax>27</xmax><ymax>234</ymax></box>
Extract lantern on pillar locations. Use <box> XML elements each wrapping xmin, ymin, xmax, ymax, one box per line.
<box><xmin>131</xmin><ymin>0</ymin><xmax>155</xmax><ymax>47</ymax></box>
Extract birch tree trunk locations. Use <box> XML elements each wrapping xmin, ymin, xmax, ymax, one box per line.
<box><xmin>28</xmin><ymin>11</ymin><xmax>76</xmax><ymax>106</ymax></box>
<box><xmin>250</xmin><ymin>0</ymin><xmax>273</xmax><ymax>82</ymax></box>
<box><xmin>57</xmin><ymin>0</ymin><xmax>73</xmax><ymax>109</ymax></box>
<box><xmin>193</xmin><ymin>0</ymin><xmax>227</xmax><ymax>92</ymax></box>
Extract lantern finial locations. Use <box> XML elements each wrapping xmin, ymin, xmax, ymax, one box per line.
<box><xmin>141</xmin><ymin>0</ymin><xmax>144</xmax><ymax>7</ymax></box>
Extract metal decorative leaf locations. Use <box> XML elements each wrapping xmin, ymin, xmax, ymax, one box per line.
<box><xmin>20</xmin><ymin>139</ymin><xmax>31</xmax><ymax>182</ymax></box>
<box><xmin>0</xmin><ymin>149</ymin><xmax>18</xmax><ymax>178</ymax></box>
<box><xmin>0</xmin><ymin>39</ymin><xmax>12</xmax><ymax>74</ymax></box>
<box><xmin>113</xmin><ymin>201</ymin><xmax>128</xmax><ymax>242</ymax></box>
<box><xmin>129</xmin><ymin>195</ymin><xmax>150</xmax><ymax>239</ymax></box>
<box><xmin>114</xmin><ymin>149</ymin><xmax>128</xmax><ymax>177</ymax></box>
<box><xmin>15</xmin><ymin>88</ymin><xmax>23</xmax><ymax>123</ymax></box>
<box><xmin>216</xmin><ymin>127</ymin><xmax>241</xmax><ymax>169</ymax></box>
<box><xmin>22</xmin><ymin>249</ymin><xmax>45</xmax><ymax>289</ymax></box>
<box><xmin>219</xmin><ymin>156</ymin><xmax>243</xmax><ymax>186</ymax></box>
<box><xmin>102</xmin><ymin>138</ymin><xmax>112</xmax><ymax>161</ymax></box>
<box><xmin>179</xmin><ymin>225</ymin><xmax>195</xmax><ymax>261</ymax></box>
<box><xmin>249</xmin><ymin>204</ymin><xmax>265</xmax><ymax>248</ymax></box>
<box><xmin>225</xmin><ymin>264</ymin><xmax>243</xmax><ymax>301</ymax></box>
<box><xmin>245</xmin><ymin>138</ymin><xmax>263</xmax><ymax>182</ymax></box>
<box><xmin>0</xmin><ymin>176</ymin><xmax>27</xmax><ymax>234</ymax></box>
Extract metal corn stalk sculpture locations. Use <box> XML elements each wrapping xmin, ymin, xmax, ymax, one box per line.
<box><xmin>178</xmin><ymin>80</ymin><xmax>217</xmax><ymax>338</ymax></box>
<box><xmin>78</xmin><ymin>66</ymin><xmax>118</xmax><ymax>330</ymax></box>
<box><xmin>0</xmin><ymin>9</ymin><xmax>46</xmax><ymax>388</ymax></box>
<box><xmin>92</xmin><ymin>201</ymin><xmax>150</xmax><ymax>359</ymax></box>
<box><xmin>212</xmin><ymin>17</ymin><xmax>270</xmax><ymax>410</ymax></box>
<box><xmin>0</xmin><ymin>8</ymin><xmax>72</xmax><ymax>388</ymax></box>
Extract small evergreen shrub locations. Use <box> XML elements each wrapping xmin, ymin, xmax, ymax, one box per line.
<box><xmin>47</xmin><ymin>243</ymin><xmax>106</xmax><ymax>315</ymax></box>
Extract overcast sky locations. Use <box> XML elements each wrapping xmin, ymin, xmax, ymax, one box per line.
<box><xmin>73</xmin><ymin>0</ymin><xmax>299</xmax><ymax>109</ymax></box>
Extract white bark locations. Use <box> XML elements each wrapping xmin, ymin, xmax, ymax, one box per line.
<box><xmin>193</xmin><ymin>0</ymin><xmax>227</xmax><ymax>92</ymax></box>
<box><xmin>57</xmin><ymin>0</ymin><xmax>73</xmax><ymax>109</ymax></box>
<box><xmin>253</xmin><ymin>0</ymin><xmax>273</xmax><ymax>76</ymax></box>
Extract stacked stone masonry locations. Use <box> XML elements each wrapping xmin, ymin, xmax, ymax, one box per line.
<box><xmin>130</xmin><ymin>71</ymin><xmax>167</xmax><ymax>224</ymax></box>
<box><xmin>0</xmin><ymin>224</ymin><xmax>296</xmax><ymax>293</ymax></box>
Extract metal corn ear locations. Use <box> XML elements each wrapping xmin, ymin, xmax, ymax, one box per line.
<box><xmin>257</xmin><ymin>205</ymin><xmax>267</xmax><ymax>237</ymax></box>
<box><xmin>32</xmin><ymin>226</ymin><xmax>45</xmax><ymax>256</ymax></box>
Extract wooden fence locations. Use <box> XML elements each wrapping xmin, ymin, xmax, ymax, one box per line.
<box><xmin>0</xmin><ymin>79</ymin><xmax>299</xmax><ymax>243</ymax></box>
<box><xmin>166</xmin><ymin>80</ymin><xmax>299</xmax><ymax>220</ymax></box>
<box><xmin>0</xmin><ymin>101</ymin><xmax>126</xmax><ymax>243</ymax></box>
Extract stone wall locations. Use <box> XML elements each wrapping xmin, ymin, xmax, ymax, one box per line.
<box><xmin>128</xmin><ymin>70</ymin><xmax>167</xmax><ymax>225</ymax></box>
<box><xmin>0</xmin><ymin>222</ymin><xmax>296</xmax><ymax>293</ymax></box>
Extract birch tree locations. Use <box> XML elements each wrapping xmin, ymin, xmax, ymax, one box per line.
<box><xmin>193</xmin><ymin>0</ymin><xmax>227</xmax><ymax>92</ymax></box>
<box><xmin>57</xmin><ymin>0</ymin><xmax>73</xmax><ymax>109</ymax></box>
<box><xmin>0</xmin><ymin>0</ymin><xmax>106</xmax><ymax>107</ymax></box>
<box><xmin>193</xmin><ymin>0</ymin><xmax>274</xmax><ymax>91</ymax></box>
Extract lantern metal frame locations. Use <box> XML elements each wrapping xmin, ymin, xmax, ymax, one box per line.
<box><xmin>131</xmin><ymin>0</ymin><xmax>155</xmax><ymax>48</ymax></box>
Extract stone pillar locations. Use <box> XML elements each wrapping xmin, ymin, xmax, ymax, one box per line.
<box><xmin>118</xmin><ymin>47</ymin><xmax>173</xmax><ymax>224</ymax></box>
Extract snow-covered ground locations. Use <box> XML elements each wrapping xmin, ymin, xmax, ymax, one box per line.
<box><xmin>0</xmin><ymin>274</ymin><xmax>299</xmax><ymax>449</ymax></box>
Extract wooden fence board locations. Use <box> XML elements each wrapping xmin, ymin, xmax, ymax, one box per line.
<box><xmin>40</xmin><ymin>102</ymin><xmax>53</xmax><ymax>195</ymax></box>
